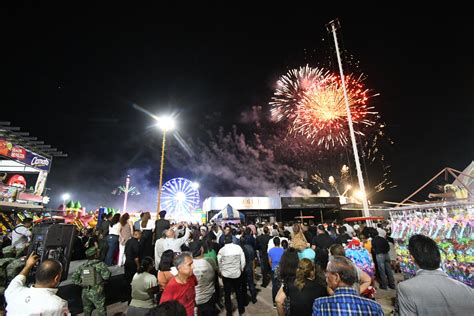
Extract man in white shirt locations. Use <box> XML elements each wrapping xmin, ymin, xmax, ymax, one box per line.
<box><xmin>162</xmin><ymin>223</ymin><xmax>190</xmax><ymax>253</ymax></box>
<box><xmin>5</xmin><ymin>252</ymin><xmax>69</xmax><ymax>316</ymax></box>
<box><xmin>189</xmin><ymin>241</ymin><xmax>216</xmax><ymax>316</ymax></box>
<box><xmin>376</xmin><ymin>223</ymin><xmax>387</xmax><ymax>238</ymax></box>
<box><xmin>154</xmin><ymin>229</ymin><xmax>167</xmax><ymax>269</ymax></box>
<box><xmin>11</xmin><ymin>217</ymin><xmax>33</xmax><ymax>250</ymax></box>
<box><xmin>218</xmin><ymin>234</ymin><xmax>246</xmax><ymax>316</ymax></box>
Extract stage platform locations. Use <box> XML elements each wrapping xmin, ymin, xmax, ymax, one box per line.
<box><xmin>58</xmin><ymin>260</ymin><xmax>127</xmax><ymax>315</ymax></box>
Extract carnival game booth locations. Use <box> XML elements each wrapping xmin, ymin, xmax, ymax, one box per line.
<box><xmin>0</xmin><ymin>122</ymin><xmax>66</xmax><ymax>211</ymax></box>
<box><xmin>385</xmin><ymin>164</ymin><xmax>473</xmax><ymax>287</ymax></box>
<box><xmin>389</xmin><ymin>200</ymin><xmax>473</xmax><ymax>287</ymax></box>
<box><xmin>0</xmin><ymin>137</ymin><xmax>75</xmax><ymax>250</ymax></box>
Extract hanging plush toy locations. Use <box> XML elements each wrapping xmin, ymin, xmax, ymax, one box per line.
<box><xmin>3</xmin><ymin>174</ymin><xmax>27</xmax><ymax>202</ymax></box>
<box><xmin>7</xmin><ymin>175</ymin><xmax>27</xmax><ymax>189</ymax></box>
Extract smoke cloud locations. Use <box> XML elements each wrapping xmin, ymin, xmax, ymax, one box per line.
<box><xmin>168</xmin><ymin>125</ymin><xmax>312</xmax><ymax>199</ymax></box>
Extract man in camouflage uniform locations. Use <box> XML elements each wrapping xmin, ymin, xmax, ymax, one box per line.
<box><xmin>1</xmin><ymin>245</ymin><xmax>27</xmax><ymax>312</ymax></box>
<box><xmin>5</xmin><ymin>245</ymin><xmax>27</xmax><ymax>284</ymax></box>
<box><xmin>72</xmin><ymin>246</ymin><xmax>111</xmax><ymax>316</ymax></box>
<box><xmin>0</xmin><ymin>246</ymin><xmax>16</xmax><ymax>311</ymax></box>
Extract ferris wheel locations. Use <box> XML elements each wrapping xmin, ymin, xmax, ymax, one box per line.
<box><xmin>160</xmin><ymin>177</ymin><xmax>200</xmax><ymax>221</ymax></box>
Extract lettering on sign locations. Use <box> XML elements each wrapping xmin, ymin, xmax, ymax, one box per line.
<box><xmin>11</xmin><ymin>147</ymin><xmax>26</xmax><ymax>160</ymax></box>
<box><xmin>31</xmin><ymin>156</ymin><xmax>50</xmax><ymax>168</ymax></box>
<box><xmin>242</xmin><ymin>198</ymin><xmax>254</xmax><ymax>208</ymax></box>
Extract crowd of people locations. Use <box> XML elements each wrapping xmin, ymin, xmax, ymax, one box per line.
<box><xmin>0</xmin><ymin>210</ymin><xmax>473</xmax><ymax>316</ymax></box>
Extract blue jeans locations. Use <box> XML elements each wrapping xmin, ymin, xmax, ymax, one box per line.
<box><xmin>105</xmin><ymin>234</ymin><xmax>118</xmax><ymax>266</ymax></box>
<box><xmin>241</xmin><ymin>269</ymin><xmax>257</xmax><ymax>301</ymax></box>
<box><xmin>376</xmin><ymin>252</ymin><xmax>395</xmax><ymax>288</ymax></box>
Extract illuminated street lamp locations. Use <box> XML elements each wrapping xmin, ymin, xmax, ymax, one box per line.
<box><xmin>61</xmin><ymin>193</ymin><xmax>70</xmax><ymax>210</ymax></box>
<box><xmin>155</xmin><ymin>116</ymin><xmax>176</xmax><ymax>219</ymax></box>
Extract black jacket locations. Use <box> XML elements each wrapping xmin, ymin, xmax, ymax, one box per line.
<box><xmin>311</xmin><ymin>233</ymin><xmax>334</xmax><ymax>250</ymax></box>
<box><xmin>335</xmin><ymin>234</ymin><xmax>352</xmax><ymax>245</ymax></box>
<box><xmin>256</xmin><ymin>234</ymin><xmax>272</xmax><ymax>257</ymax></box>
<box><xmin>372</xmin><ymin>236</ymin><xmax>390</xmax><ymax>254</ymax></box>
<box><xmin>154</xmin><ymin>219</ymin><xmax>170</xmax><ymax>241</ymax></box>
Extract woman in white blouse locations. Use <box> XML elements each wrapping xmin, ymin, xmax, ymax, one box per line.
<box><xmin>105</xmin><ymin>213</ymin><xmax>121</xmax><ymax>265</ymax></box>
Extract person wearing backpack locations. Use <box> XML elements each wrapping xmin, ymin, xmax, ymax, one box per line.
<box><xmin>72</xmin><ymin>246</ymin><xmax>111</xmax><ymax>316</ymax></box>
<box><xmin>0</xmin><ymin>246</ymin><xmax>15</xmax><ymax>313</ymax></box>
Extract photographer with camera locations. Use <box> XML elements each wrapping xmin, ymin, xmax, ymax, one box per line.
<box><xmin>162</xmin><ymin>222</ymin><xmax>191</xmax><ymax>254</ymax></box>
<box><xmin>4</xmin><ymin>252</ymin><xmax>70</xmax><ymax>315</ymax></box>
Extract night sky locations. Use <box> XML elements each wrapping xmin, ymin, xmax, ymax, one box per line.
<box><xmin>3</xmin><ymin>5</ymin><xmax>473</xmax><ymax>210</ymax></box>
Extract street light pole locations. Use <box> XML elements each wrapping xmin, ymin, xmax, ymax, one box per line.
<box><xmin>156</xmin><ymin>130</ymin><xmax>167</xmax><ymax>218</ymax></box>
<box><xmin>122</xmin><ymin>175</ymin><xmax>130</xmax><ymax>213</ymax></box>
<box><xmin>154</xmin><ymin>115</ymin><xmax>176</xmax><ymax>220</ymax></box>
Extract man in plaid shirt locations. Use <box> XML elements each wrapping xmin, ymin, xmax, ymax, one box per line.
<box><xmin>313</xmin><ymin>256</ymin><xmax>383</xmax><ymax>316</ymax></box>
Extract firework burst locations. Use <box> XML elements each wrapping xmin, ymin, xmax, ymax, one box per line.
<box><xmin>270</xmin><ymin>65</ymin><xmax>378</xmax><ymax>148</ymax></box>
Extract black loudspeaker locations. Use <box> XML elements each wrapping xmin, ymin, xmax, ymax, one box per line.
<box><xmin>28</xmin><ymin>223</ymin><xmax>76</xmax><ymax>281</ymax></box>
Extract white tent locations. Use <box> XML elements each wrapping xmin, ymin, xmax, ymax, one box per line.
<box><xmin>210</xmin><ymin>204</ymin><xmax>245</xmax><ymax>222</ymax></box>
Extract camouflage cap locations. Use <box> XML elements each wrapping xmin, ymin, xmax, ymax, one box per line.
<box><xmin>2</xmin><ymin>246</ymin><xmax>15</xmax><ymax>258</ymax></box>
<box><xmin>85</xmin><ymin>246</ymin><xmax>98</xmax><ymax>257</ymax></box>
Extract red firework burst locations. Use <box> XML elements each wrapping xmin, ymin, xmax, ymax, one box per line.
<box><xmin>270</xmin><ymin>65</ymin><xmax>378</xmax><ymax>149</ymax></box>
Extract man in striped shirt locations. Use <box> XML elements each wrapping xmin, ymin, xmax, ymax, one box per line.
<box><xmin>313</xmin><ymin>256</ymin><xmax>383</xmax><ymax>316</ymax></box>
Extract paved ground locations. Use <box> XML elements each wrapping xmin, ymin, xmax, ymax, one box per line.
<box><xmin>81</xmin><ymin>274</ymin><xmax>400</xmax><ymax>315</ymax></box>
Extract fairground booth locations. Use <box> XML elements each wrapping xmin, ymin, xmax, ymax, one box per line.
<box><xmin>0</xmin><ymin>122</ymin><xmax>67</xmax><ymax>228</ymax></box>
<box><xmin>384</xmin><ymin>165</ymin><xmax>473</xmax><ymax>288</ymax></box>
<box><xmin>0</xmin><ymin>123</ymin><xmax>127</xmax><ymax>314</ymax></box>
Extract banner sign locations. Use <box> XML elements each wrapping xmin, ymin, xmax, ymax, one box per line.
<box><xmin>0</xmin><ymin>138</ymin><xmax>51</xmax><ymax>171</ymax></box>
<box><xmin>281</xmin><ymin>197</ymin><xmax>341</xmax><ymax>209</ymax></box>
<box><xmin>240</xmin><ymin>210</ymin><xmax>276</xmax><ymax>217</ymax></box>
<box><xmin>203</xmin><ymin>196</ymin><xmax>282</xmax><ymax>212</ymax></box>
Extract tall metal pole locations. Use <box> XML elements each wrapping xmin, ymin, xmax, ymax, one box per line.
<box><xmin>156</xmin><ymin>130</ymin><xmax>166</xmax><ymax>219</ymax></box>
<box><xmin>122</xmin><ymin>175</ymin><xmax>130</xmax><ymax>213</ymax></box>
<box><xmin>328</xmin><ymin>19</ymin><xmax>370</xmax><ymax>217</ymax></box>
